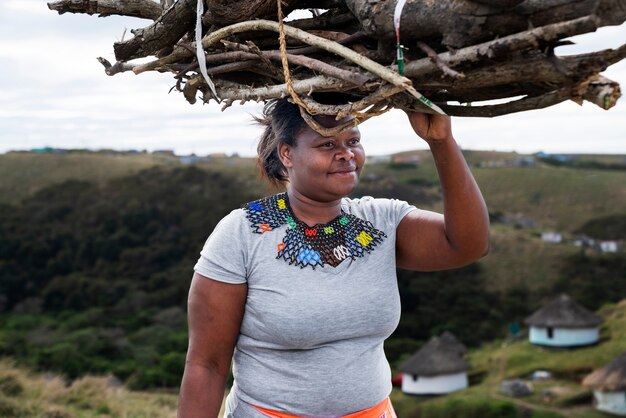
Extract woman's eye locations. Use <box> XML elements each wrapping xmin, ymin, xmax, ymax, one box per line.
<box><xmin>349</xmin><ymin>138</ymin><xmax>361</xmax><ymax>145</ymax></box>
<box><xmin>321</xmin><ymin>142</ymin><xmax>334</xmax><ymax>148</ymax></box>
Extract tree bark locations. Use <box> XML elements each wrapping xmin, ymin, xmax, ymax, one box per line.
<box><xmin>113</xmin><ymin>0</ymin><xmax>196</xmax><ymax>61</ymax></box>
<box><xmin>47</xmin><ymin>0</ymin><xmax>162</xmax><ymax>21</ymax></box>
<box><xmin>344</xmin><ymin>0</ymin><xmax>626</xmax><ymax>49</ymax></box>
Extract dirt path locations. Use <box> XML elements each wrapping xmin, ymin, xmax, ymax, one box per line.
<box><xmin>488</xmin><ymin>352</ymin><xmax>595</xmax><ymax>417</ymax></box>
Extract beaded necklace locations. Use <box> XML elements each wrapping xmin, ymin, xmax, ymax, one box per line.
<box><xmin>243</xmin><ymin>192</ymin><xmax>387</xmax><ymax>269</ymax></box>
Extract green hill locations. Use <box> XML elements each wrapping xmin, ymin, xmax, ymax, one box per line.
<box><xmin>0</xmin><ymin>152</ymin><xmax>177</xmax><ymax>205</ymax></box>
<box><xmin>2</xmin><ymin>299</ymin><xmax>624</xmax><ymax>418</ymax></box>
<box><xmin>0</xmin><ymin>150</ymin><xmax>624</xmax><ymax>391</ymax></box>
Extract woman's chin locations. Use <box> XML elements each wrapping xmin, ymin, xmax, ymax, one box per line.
<box><xmin>328</xmin><ymin>178</ymin><xmax>359</xmax><ymax>197</ymax></box>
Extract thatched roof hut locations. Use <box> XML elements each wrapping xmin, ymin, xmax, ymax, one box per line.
<box><xmin>524</xmin><ymin>294</ymin><xmax>602</xmax><ymax>347</ymax></box>
<box><xmin>399</xmin><ymin>336</ymin><xmax>469</xmax><ymax>377</ymax></box>
<box><xmin>399</xmin><ymin>334</ymin><xmax>469</xmax><ymax>395</ymax></box>
<box><xmin>440</xmin><ymin>331</ymin><xmax>467</xmax><ymax>355</ymax></box>
<box><xmin>583</xmin><ymin>351</ymin><xmax>626</xmax><ymax>416</ymax></box>
<box><xmin>583</xmin><ymin>351</ymin><xmax>626</xmax><ymax>392</ymax></box>
<box><xmin>525</xmin><ymin>294</ymin><xmax>602</xmax><ymax>328</ymax></box>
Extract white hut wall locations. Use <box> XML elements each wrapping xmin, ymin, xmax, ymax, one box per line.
<box><xmin>401</xmin><ymin>372</ymin><xmax>468</xmax><ymax>395</ymax></box>
<box><xmin>529</xmin><ymin>326</ymin><xmax>599</xmax><ymax>346</ymax></box>
<box><xmin>593</xmin><ymin>391</ymin><xmax>626</xmax><ymax>416</ymax></box>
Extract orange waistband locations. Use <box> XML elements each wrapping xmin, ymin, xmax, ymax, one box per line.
<box><xmin>251</xmin><ymin>397</ymin><xmax>396</xmax><ymax>418</ymax></box>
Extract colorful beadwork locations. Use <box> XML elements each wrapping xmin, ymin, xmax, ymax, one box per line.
<box><xmin>243</xmin><ymin>193</ymin><xmax>387</xmax><ymax>269</ymax></box>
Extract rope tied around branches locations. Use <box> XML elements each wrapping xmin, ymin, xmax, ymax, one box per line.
<box><xmin>275</xmin><ymin>0</ymin><xmax>397</xmax><ymax>136</ymax></box>
<box><xmin>276</xmin><ymin>0</ymin><xmax>313</xmax><ymax>114</ymax></box>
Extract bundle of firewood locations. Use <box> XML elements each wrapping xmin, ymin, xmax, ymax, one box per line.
<box><xmin>48</xmin><ymin>0</ymin><xmax>625</xmax><ymax>134</ymax></box>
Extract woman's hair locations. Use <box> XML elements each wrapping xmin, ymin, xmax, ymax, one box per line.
<box><xmin>255</xmin><ymin>98</ymin><xmax>307</xmax><ymax>186</ymax></box>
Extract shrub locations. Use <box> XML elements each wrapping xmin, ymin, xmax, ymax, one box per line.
<box><xmin>0</xmin><ymin>373</ymin><xmax>23</xmax><ymax>396</ymax></box>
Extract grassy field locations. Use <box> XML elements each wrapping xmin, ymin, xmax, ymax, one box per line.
<box><xmin>390</xmin><ymin>299</ymin><xmax>626</xmax><ymax>418</ymax></box>
<box><xmin>0</xmin><ymin>152</ymin><xmax>178</xmax><ymax>205</ymax></box>
<box><xmin>480</xmin><ymin>224</ymin><xmax>580</xmax><ymax>292</ymax></box>
<box><xmin>0</xmin><ymin>360</ymin><xmax>179</xmax><ymax>418</ymax></box>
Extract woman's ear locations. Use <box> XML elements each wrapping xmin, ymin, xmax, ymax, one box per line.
<box><xmin>278</xmin><ymin>142</ymin><xmax>293</xmax><ymax>168</ymax></box>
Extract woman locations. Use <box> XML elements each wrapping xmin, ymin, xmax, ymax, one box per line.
<box><xmin>178</xmin><ymin>98</ymin><xmax>489</xmax><ymax>418</ymax></box>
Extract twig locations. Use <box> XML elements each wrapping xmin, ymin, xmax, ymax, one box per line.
<box><xmin>298</xmin><ymin>101</ymin><xmax>392</xmax><ymax>136</ymax></box>
<box><xmin>416</xmin><ymin>41</ymin><xmax>465</xmax><ymax>79</ymax></box>
<box><xmin>299</xmin><ymin>84</ymin><xmax>405</xmax><ymax>118</ymax></box>
<box><xmin>97</xmin><ymin>57</ymin><xmax>137</xmax><ymax>75</ymax></box>
<box><xmin>286</xmin><ymin>31</ymin><xmax>367</xmax><ymax>55</ymax></box>
<box><xmin>189</xmin><ymin>75</ymin><xmax>355</xmax><ymax>102</ymax></box>
<box><xmin>220</xmin><ymin>40</ymin><xmax>370</xmax><ymax>85</ymax></box>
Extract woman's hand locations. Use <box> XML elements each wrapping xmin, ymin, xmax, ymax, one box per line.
<box><xmin>405</xmin><ymin>111</ymin><xmax>453</xmax><ymax>144</ymax></box>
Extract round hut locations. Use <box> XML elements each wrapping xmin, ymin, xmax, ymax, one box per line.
<box><xmin>398</xmin><ymin>334</ymin><xmax>469</xmax><ymax>395</ymax></box>
<box><xmin>524</xmin><ymin>294</ymin><xmax>602</xmax><ymax>347</ymax></box>
<box><xmin>583</xmin><ymin>351</ymin><xmax>626</xmax><ymax>416</ymax></box>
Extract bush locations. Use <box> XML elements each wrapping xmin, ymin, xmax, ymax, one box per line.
<box><xmin>416</xmin><ymin>398</ymin><xmax>519</xmax><ymax>418</ymax></box>
<box><xmin>0</xmin><ymin>373</ymin><xmax>23</xmax><ymax>396</ymax></box>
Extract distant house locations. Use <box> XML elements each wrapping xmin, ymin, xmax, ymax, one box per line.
<box><xmin>179</xmin><ymin>154</ymin><xmax>208</xmax><ymax>165</ymax></box>
<box><xmin>391</xmin><ymin>154</ymin><xmax>420</xmax><ymax>166</ymax></box>
<box><xmin>541</xmin><ymin>232</ymin><xmax>562</xmax><ymax>244</ymax></box>
<box><xmin>583</xmin><ymin>351</ymin><xmax>626</xmax><ymax>416</ymax></box>
<box><xmin>524</xmin><ymin>294</ymin><xmax>602</xmax><ymax>347</ymax></box>
<box><xmin>599</xmin><ymin>241</ymin><xmax>620</xmax><ymax>253</ymax></box>
<box><xmin>152</xmin><ymin>149</ymin><xmax>176</xmax><ymax>157</ymax></box>
<box><xmin>399</xmin><ymin>333</ymin><xmax>469</xmax><ymax>395</ymax></box>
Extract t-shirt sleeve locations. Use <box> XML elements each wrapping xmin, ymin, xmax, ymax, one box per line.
<box><xmin>389</xmin><ymin>198</ymin><xmax>418</xmax><ymax>227</ymax></box>
<box><xmin>344</xmin><ymin>196</ymin><xmax>417</xmax><ymax>229</ymax></box>
<box><xmin>193</xmin><ymin>209</ymin><xmax>248</xmax><ymax>284</ymax></box>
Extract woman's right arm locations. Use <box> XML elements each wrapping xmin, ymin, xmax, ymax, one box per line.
<box><xmin>178</xmin><ymin>272</ymin><xmax>248</xmax><ymax>418</ymax></box>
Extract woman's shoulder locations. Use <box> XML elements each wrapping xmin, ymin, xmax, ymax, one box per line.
<box><xmin>341</xmin><ymin>195</ymin><xmax>412</xmax><ymax>211</ymax></box>
<box><xmin>342</xmin><ymin>196</ymin><xmax>417</xmax><ymax>227</ymax></box>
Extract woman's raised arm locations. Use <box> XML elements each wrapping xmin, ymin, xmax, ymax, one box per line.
<box><xmin>178</xmin><ymin>273</ymin><xmax>247</xmax><ymax>418</ymax></box>
<box><xmin>396</xmin><ymin>112</ymin><xmax>489</xmax><ymax>271</ymax></box>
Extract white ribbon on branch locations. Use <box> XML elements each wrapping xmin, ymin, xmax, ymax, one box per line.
<box><xmin>196</xmin><ymin>0</ymin><xmax>220</xmax><ymax>101</ymax></box>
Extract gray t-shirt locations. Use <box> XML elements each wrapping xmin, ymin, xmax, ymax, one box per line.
<box><xmin>194</xmin><ymin>195</ymin><xmax>416</xmax><ymax>417</ymax></box>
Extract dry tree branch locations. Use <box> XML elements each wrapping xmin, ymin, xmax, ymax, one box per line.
<box><xmin>582</xmin><ymin>76</ymin><xmax>622</xmax><ymax>109</ymax></box>
<box><xmin>96</xmin><ymin>57</ymin><xmax>137</xmax><ymax>75</ymax></box>
<box><xmin>134</xmin><ymin>18</ymin><xmax>445</xmax><ymax>114</ymax></box>
<box><xmin>190</xmin><ymin>75</ymin><xmax>355</xmax><ymax>103</ymax></box>
<box><xmin>438</xmin><ymin>73</ymin><xmax>621</xmax><ymax>117</ymax></box>
<box><xmin>439</xmin><ymin>89</ymin><xmax>572</xmax><ymax>117</ymax></box>
<box><xmin>219</xmin><ymin>40</ymin><xmax>370</xmax><ymax>85</ymax></box>
<box><xmin>415</xmin><ymin>41</ymin><xmax>465</xmax><ymax>80</ymax></box>
<box><xmin>135</xmin><ymin>20</ymin><xmax>405</xmax><ymax>89</ymax></box>
<box><xmin>113</xmin><ymin>0</ymin><xmax>196</xmax><ymax>61</ymax></box>
<box><xmin>47</xmin><ymin>0</ymin><xmax>162</xmax><ymax>20</ymax></box>
<box><xmin>404</xmin><ymin>16</ymin><xmax>601</xmax><ymax>78</ymax></box>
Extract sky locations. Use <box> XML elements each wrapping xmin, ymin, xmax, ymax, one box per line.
<box><xmin>0</xmin><ymin>0</ymin><xmax>625</xmax><ymax>157</ymax></box>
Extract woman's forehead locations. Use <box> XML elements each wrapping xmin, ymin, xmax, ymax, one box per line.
<box><xmin>313</xmin><ymin>114</ymin><xmax>354</xmax><ymax>128</ymax></box>
<box><xmin>298</xmin><ymin>124</ymin><xmax>361</xmax><ymax>142</ymax></box>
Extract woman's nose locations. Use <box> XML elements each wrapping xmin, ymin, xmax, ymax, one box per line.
<box><xmin>335</xmin><ymin>145</ymin><xmax>354</xmax><ymax>160</ymax></box>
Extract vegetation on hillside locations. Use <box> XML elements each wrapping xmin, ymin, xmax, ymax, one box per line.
<box><xmin>0</xmin><ymin>359</ymin><xmax>178</xmax><ymax>418</ymax></box>
<box><xmin>0</xmin><ymin>152</ymin><xmax>624</xmax><ymax>391</ymax></box>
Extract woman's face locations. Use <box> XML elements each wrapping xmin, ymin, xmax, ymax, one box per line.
<box><xmin>279</xmin><ymin>116</ymin><xmax>365</xmax><ymax>202</ymax></box>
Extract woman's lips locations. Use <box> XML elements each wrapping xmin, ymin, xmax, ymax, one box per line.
<box><xmin>328</xmin><ymin>168</ymin><xmax>358</xmax><ymax>177</ymax></box>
